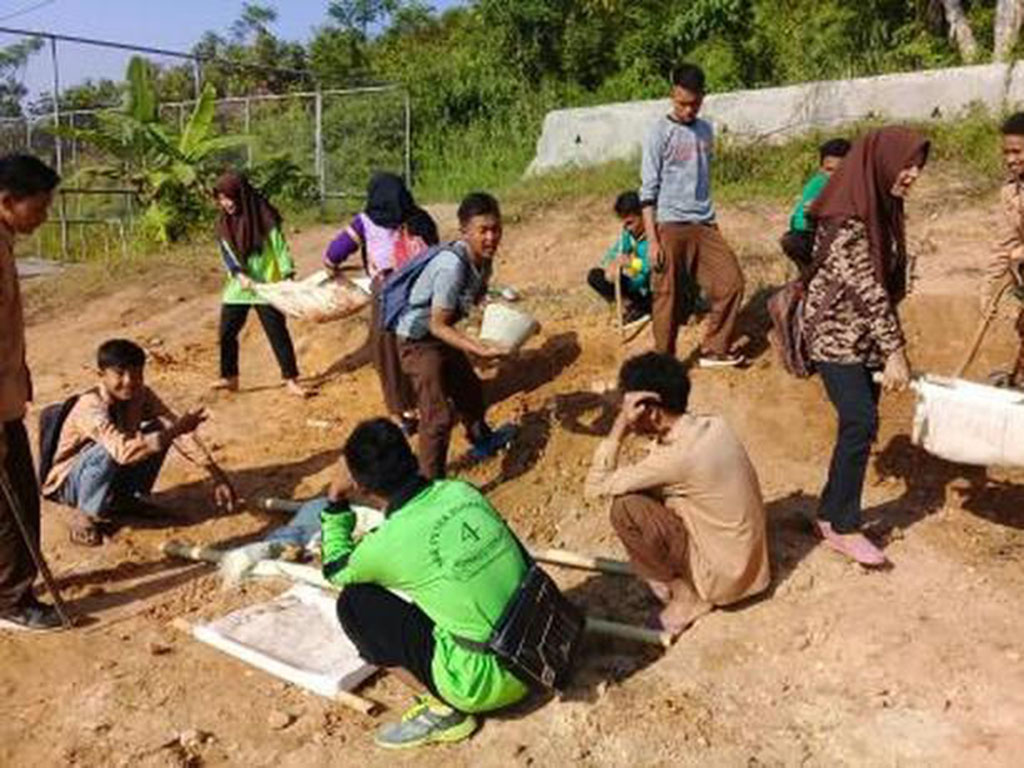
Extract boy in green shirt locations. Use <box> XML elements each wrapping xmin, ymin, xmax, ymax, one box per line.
<box><xmin>321</xmin><ymin>418</ymin><xmax>532</xmax><ymax>749</ymax></box>
<box><xmin>588</xmin><ymin>191</ymin><xmax>653</xmax><ymax>323</ymax></box>
<box><xmin>780</xmin><ymin>138</ymin><xmax>851</xmax><ymax>276</ymax></box>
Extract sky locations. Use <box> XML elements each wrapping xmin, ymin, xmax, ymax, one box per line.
<box><xmin>0</xmin><ymin>0</ymin><xmax>463</xmax><ymax>98</ymax></box>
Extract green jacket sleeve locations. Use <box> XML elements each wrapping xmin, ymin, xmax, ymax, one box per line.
<box><xmin>269</xmin><ymin>228</ymin><xmax>295</xmax><ymax>281</ymax></box>
<box><xmin>320</xmin><ymin>502</ymin><xmax>357</xmax><ymax>586</ymax></box>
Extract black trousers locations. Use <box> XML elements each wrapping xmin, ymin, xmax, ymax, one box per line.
<box><xmin>586</xmin><ymin>268</ymin><xmax>652</xmax><ymax>312</ymax></box>
<box><xmin>817</xmin><ymin>362</ymin><xmax>881</xmax><ymax>533</ymax></box>
<box><xmin>0</xmin><ymin>420</ymin><xmax>40</xmax><ymax>613</ymax></box>
<box><xmin>780</xmin><ymin>230</ymin><xmax>815</xmax><ymax>278</ymax></box>
<box><xmin>219</xmin><ymin>303</ymin><xmax>299</xmax><ymax>380</ymax></box>
<box><xmin>336</xmin><ymin>583</ymin><xmax>442</xmax><ymax>699</ymax></box>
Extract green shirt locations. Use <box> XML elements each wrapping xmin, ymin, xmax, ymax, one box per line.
<box><xmin>321</xmin><ymin>480</ymin><xmax>530</xmax><ymax>713</ymax></box>
<box><xmin>601</xmin><ymin>230</ymin><xmax>651</xmax><ymax>296</ymax></box>
<box><xmin>789</xmin><ymin>170</ymin><xmax>830</xmax><ymax>233</ymax></box>
<box><xmin>220</xmin><ymin>227</ymin><xmax>295</xmax><ymax>305</ymax></box>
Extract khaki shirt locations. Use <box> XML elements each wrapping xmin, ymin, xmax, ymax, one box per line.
<box><xmin>0</xmin><ymin>222</ymin><xmax>30</xmax><ymax>423</ymax></box>
<box><xmin>983</xmin><ymin>179</ymin><xmax>1024</xmax><ymax>311</ymax></box>
<box><xmin>585</xmin><ymin>413</ymin><xmax>770</xmax><ymax>605</ymax></box>
<box><xmin>42</xmin><ymin>385</ymin><xmax>208</xmax><ymax>496</ymax></box>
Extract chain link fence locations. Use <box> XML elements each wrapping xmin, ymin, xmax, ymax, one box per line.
<box><xmin>0</xmin><ymin>27</ymin><xmax>410</xmax><ymax>261</ymax></box>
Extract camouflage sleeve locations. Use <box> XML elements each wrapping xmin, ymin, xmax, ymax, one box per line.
<box><xmin>835</xmin><ymin>223</ymin><xmax>905</xmax><ymax>357</ymax></box>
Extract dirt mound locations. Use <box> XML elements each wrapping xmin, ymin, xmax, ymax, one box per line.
<box><xmin>4</xmin><ymin>176</ymin><xmax>1024</xmax><ymax>767</ymax></box>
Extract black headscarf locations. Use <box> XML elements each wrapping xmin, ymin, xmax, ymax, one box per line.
<box><xmin>214</xmin><ymin>171</ymin><xmax>282</xmax><ymax>262</ymax></box>
<box><xmin>365</xmin><ymin>171</ymin><xmax>416</xmax><ymax>229</ymax></box>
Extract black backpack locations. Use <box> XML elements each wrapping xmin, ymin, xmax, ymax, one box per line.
<box><xmin>37</xmin><ymin>394</ymin><xmax>79</xmax><ymax>493</ymax></box>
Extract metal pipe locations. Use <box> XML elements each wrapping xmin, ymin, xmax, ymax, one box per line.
<box><xmin>244</xmin><ymin>97</ymin><xmax>252</xmax><ymax>168</ymax></box>
<box><xmin>314</xmin><ymin>88</ymin><xmax>326</xmax><ymax>212</ymax></box>
<box><xmin>403</xmin><ymin>89</ymin><xmax>412</xmax><ymax>186</ymax></box>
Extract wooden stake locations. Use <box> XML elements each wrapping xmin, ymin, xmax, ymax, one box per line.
<box><xmin>956</xmin><ymin>280</ymin><xmax>1012</xmax><ymax>378</ymax></box>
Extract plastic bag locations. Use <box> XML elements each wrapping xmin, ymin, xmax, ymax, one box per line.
<box><xmin>255</xmin><ymin>270</ymin><xmax>371</xmax><ymax>322</ymax></box>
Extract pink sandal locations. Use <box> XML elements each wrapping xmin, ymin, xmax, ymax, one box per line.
<box><xmin>815</xmin><ymin>520</ymin><xmax>887</xmax><ymax>566</ymax></box>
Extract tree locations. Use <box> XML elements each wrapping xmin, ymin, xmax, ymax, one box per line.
<box><xmin>231</xmin><ymin>2</ymin><xmax>278</xmax><ymax>43</ymax></box>
<box><xmin>0</xmin><ymin>37</ymin><xmax>43</xmax><ymax>117</ymax></box>
<box><xmin>995</xmin><ymin>0</ymin><xmax>1024</xmax><ymax>59</ymax></box>
<box><xmin>938</xmin><ymin>0</ymin><xmax>979</xmax><ymax>61</ymax></box>
<box><xmin>53</xmin><ymin>57</ymin><xmax>249</xmax><ymax>242</ymax></box>
<box><xmin>328</xmin><ymin>0</ymin><xmax>401</xmax><ymax>35</ymax></box>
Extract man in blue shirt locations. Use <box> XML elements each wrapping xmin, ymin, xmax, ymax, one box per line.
<box><xmin>640</xmin><ymin>63</ymin><xmax>745</xmax><ymax>368</ymax></box>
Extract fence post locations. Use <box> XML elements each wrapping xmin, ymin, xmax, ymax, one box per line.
<box><xmin>314</xmin><ymin>89</ymin><xmax>326</xmax><ymax>214</ymax></box>
<box><xmin>404</xmin><ymin>89</ymin><xmax>412</xmax><ymax>187</ymax></box>
<box><xmin>50</xmin><ymin>36</ymin><xmax>68</xmax><ymax>261</ymax></box>
<box><xmin>244</xmin><ymin>96</ymin><xmax>252</xmax><ymax>168</ymax></box>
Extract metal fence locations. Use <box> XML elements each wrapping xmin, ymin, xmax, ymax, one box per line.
<box><xmin>0</xmin><ymin>26</ymin><xmax>411</xmax><ymax>261</ymax></box>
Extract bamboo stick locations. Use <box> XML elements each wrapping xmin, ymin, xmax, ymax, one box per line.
<box><xmin>529</xmin><ymin>548</ymin><xmax>633</xmax><ymax>576</ymax></box>
<box><xmin>585</xmin><ymin>617</ymin><xmax>673</xmax><ymax>648</ymax></box>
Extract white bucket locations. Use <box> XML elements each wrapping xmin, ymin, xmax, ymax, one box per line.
<box><xmin>480</xmin><ymin>302</ymin><xmax>539</xmax><ymax>351</ymax></box>
<box><xmin>911</xmin><ymin>374</ymin><xmax>1024</xmax><ymax>467</ymax></box>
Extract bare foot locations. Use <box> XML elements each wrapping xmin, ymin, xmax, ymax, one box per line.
<box><xmin>658</xmin><ymin>597</ymin><xmax>713</xmax><ymax>637</ymax></box>
<box><xmin>210</xmin><ymin>377</ymin><xmax>239</xmax><ymax>392</ymax></box>
<box><xmin>645</xmin><ymin>579</ymin><xmax>672</xmax><ymax>605</ymax></box>
<box><xmin>284</xmin><ymin>379</ymin><xmax>312</xmax><ymax>398</ymax></box>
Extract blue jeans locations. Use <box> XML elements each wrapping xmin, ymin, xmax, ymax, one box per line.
<box><xmin>57</xmin><ymin>442</ymin><xmax>167</xmax><ymax>518</ymax></box>
<box><xmin>817</xmin><ymin>362</ymin><xmax>881</xmax><ymax>533</ymax></box>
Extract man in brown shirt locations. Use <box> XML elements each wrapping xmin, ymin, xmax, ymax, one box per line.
<box><xmin>983</xmin><ymin>113</ymin><xmax>1024</xmax><ymax>387</ymax></box>
<box><xmin>585</xmin><ymin>352</ymin><xmax>769</xmax><ymax>636</ymax></box>
<box><xmin>0</xmin><ymin>154</ymin><xmax>61</xmax><ymax>633</ymax></box>
<box><xmin>43</xmin><ymin>339</ymin><xmax>236</xmax><ymax>546</ymax></box>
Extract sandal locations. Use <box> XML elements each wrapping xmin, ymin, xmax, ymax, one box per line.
<box><xmin>68</xmin><ymin>512</ymin><xmax>102</xmax><ymax>548</ymax></box>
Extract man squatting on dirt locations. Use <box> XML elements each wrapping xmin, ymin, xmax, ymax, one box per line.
<box><xmin>41</xmin><ymin>339</ymin><xmax>236</xmax><ymax>548</ymax></box>
<box><xmin>0</xmin><ymin>155</ymin><xmax>62</xmax><ymax>633</ymax></box>
<box><xmin>319</xmin><ymin>418</ymin><xmax>534</xmax><ymax>749</ymax></box>
<box><xmin>586</xmin><ymin>352</ymin><xmax>770</xmax><ymax>637</ymax></box>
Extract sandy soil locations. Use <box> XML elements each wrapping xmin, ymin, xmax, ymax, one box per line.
<box><xmin>3</xmin><ymin>173</ymin><xmax>1024</xmax><ymax>768</ymax></box>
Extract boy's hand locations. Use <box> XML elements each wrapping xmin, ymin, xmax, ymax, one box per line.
<box><xmin>475</xmin><ymin>340</ymin><xmax>511</xmax><ymax>360</ymax></box>
<box><xmin>237</xmin><ymin>274</ymin><xmax>255</xmax><ymax>291</ymax></box>
<box><xmin>175</xmin><ymin>407</ymin><xmax>208</xmax><ymax>436</ymax></box>
<box><xmin>212</xmin><ymin>477</ymin><xmax>237</xmax><ymax>513</ymax></box>
<box><xmin>648</xmin><ymin>240</ymin><xmax>663</xmax><ymax>273</ymax></box>
<box><xmin>613</xmin><ymin>391</ymin><xmax>660</xmax><ymax>436</ymax></box>
<box><xmin>328</xmin><ymin>458</ymin><xmax>356</xmax><ymax>504</ymax></box>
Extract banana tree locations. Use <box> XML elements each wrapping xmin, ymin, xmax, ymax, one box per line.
<box><xmin>52</xmin><ymin>56</ymin><xmax>249</xmax><ymax>242</ymax></box>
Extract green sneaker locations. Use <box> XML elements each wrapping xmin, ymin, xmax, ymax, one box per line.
<box><xmin>374</xmin><ymin>695</ymin><xmax>477</xmax><ymax>750</ymax></box>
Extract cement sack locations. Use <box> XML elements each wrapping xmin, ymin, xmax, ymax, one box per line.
<box><xmin>911</xmin><ymin>374</ymin><xmax>1024</xmax><ymax>467</ymax></box>
<box><xmin>192</xmin><ymin>583</ymin><xmax>375</xmax><ymax>698</ymax></box>
<box><xmin>255</xmin><ymin>270</ymin><xmax>371</xmax><ymax>322</ymax></box>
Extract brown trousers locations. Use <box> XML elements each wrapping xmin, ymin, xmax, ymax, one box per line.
<box><xmin>398</xmin><ymin>337</ymin><xmax>486</xmax><ymax>480</ymax></box>
<box><xmin>0</xmin><ymin>420</ymin><xmax>39</xmax><ymax>613</ymax></box>
<box><xmin>369</xmin><ymin>275</ymin><xmax>416</xmax><ymax>416</ymax></box>
<box><xmin>610</xmin><ymin>493</ymin><xmax>692</xmax><ymax>584</ymax></box>
<box><xmin>655</xmin><ymin>223</ymin><xmax>745</xmax><ymax>356</ymax></box>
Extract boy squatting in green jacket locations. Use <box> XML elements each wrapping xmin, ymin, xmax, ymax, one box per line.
<box><xmin>319</xmin><ymin>417</ymin><xmax>532</xmax><ymax>750</ymax></box>
<box><xmin>587</xmin><ymin>191</ymin><xmax>653</xmax><ymax>324</ymax></box>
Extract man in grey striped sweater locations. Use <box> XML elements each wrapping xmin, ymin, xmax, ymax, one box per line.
<box><xmin>640</xmin><ymin>63</ymin><xmax>746</xmax><ymax>368</ymax></box>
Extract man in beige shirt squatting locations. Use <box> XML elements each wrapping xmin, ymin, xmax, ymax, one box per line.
<box><xmin>585</xmin><ymin>352</ymin><xmax>770</xmax><ymax>636</ymax></box>
<box><xmin>42</xmin><ymin>339</ymin><xmax>236</xmax><ymax>547</ymax></box>
<box><xmin>983</xmin><ymin>113</ymin><xmax>1024</xmax><ymax>387</ymax></box>
<box><xmin>0</xmin><ymin>154</ymin><xmax>62</xmax><ymax>632</ymax></box>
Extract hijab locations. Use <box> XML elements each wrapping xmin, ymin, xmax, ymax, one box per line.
<box><xmin>809</xmin><ymin>127</ymin><xmax>930</xmax><ymax>301</ymax></box>
<box><xmin>365</xmin><ymin>172</ymin><xmax>416</xmax><ymax>230</ymax></box>
<box><xmin>214</xmin><ymin>171</ymin><xmax>281</xmax><ymax>262</ymax></box>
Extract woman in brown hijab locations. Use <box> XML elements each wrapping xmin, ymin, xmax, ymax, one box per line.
<box><xmin>801</xmin><ymin>127</ymin><xmax>929</xmax><ymax>566</ymax></box>
<box><xmin>213</xmin><ymin>171</ymin><xmax>308</xmax><ymax>397</ymax></box>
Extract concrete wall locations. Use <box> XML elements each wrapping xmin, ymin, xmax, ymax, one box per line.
<box><xmin>528</xmin><ymin>61</ymin><xmax>1024</xmax><ymax>174</ymax></box>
